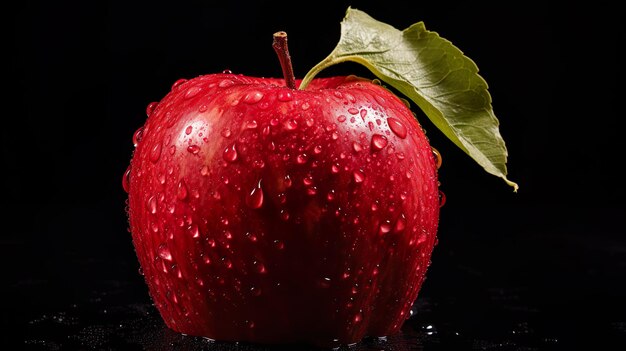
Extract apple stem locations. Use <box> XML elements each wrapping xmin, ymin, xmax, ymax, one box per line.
<box><xmin>272</xmin><ymin>31</ymin><xmax>297</xmax><ymax>89</ymax></box>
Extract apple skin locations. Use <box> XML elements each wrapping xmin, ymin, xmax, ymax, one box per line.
<box><xmin>126</xmin><ymin>73</ymin><xmax>440</xmax><ymax>347</ymax></box>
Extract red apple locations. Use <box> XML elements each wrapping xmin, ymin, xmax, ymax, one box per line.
<box><xmin>124</xmin><ymin>6</ymin><xmax>519</xmax><ymax>346</ymax></box>
<box><xmin>125</xmin><ymin>68</ymin><xmax>441</xmax><ymax>346</ymax></box>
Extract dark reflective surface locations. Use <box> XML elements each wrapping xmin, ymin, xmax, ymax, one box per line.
<box><xmin>7</xmin><ymin>208</ymin><xmax>626</xmax><ymax>350</ymax></box>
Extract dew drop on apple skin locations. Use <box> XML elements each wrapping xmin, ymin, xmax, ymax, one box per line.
<box><xmin>187</xmin><ymin>145</ymin><xmax>200</xmax><ymax>155</ymax></box>
<box><xmin>157</xmin><ymin>243</ymin><xmax>172</xmax><ymax>261</ymax></box>
<box><xmin>148</xmin><ymin>195</ymin><xmax>158</xmax><ymax>214</ymax></box>
<box><xmin>432</xmin><ymin>147</ymin><xmax>442</xmax><ymax>169</ymax></box>
<box><xmin>371</xmin><ymin>134</ymin><xmax>388</xmax><ymax>151</ymax></box>
<box><xmin>177</xmin><ymin>180</ymin><xmax>188</xmax><ymax>200</ymax></box>
<box><xmin>353</xmin><ymin>169</ymin><xmax>366</xmax><ymax>183</ymax></box>
<box><xmin>387</xmin><ymin>118</ymin><xmax>407</xmax><ymax>139</ymax></box>
<box><xmin>149</xmin><ymin>142</ymin><xmax>162</xmax><ymax>163</ymax></box>
<box><xmin>171</xmin><ymin>78</ymin><xmax>188</xmax><ymax>90</ymax></box>
<box><xmin>223</xmin><ymin>144</ymin><xmax>238</xmax><ymax>163</ymax></box>
<box><xmin>132</xmin><ymin>127</ymin><xmax>144</xmax><ymax>147</ymax></box>
<box><xmin>244</xmin><ymin>91</ymin><xmax>264</xmax><ymax>104</ymax></box>
<box><xmin>246</xmin><ymin>180</ymin><xmax>264</xmax><ymax>209</ymax></box>
<box><xmin>277</xmin><ymin>90</ymin><xmax>293</xmax><ymax>102</ymax></box>
<box><xmin>146</xmin><ymin>101</ymin><xmax>159</xmax><ymax>117</ymax></box>
<box><xmin>122</xmin><ymin>166</ymin><xmax>131</xmax><ymax>193</ymax></box>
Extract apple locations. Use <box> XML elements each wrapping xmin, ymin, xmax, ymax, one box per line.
<box><xmin>124</xmin><ymin>8</ymin><xmax>516</xmax><ymax>348</ymax></box>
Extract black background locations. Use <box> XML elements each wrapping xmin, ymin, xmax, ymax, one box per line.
<box><xmin>4</xmin><ymin>0</ymin><xmax>625</xmax><ymax>350</ymax></box>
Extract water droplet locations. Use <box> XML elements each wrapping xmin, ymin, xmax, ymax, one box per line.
<box><xmin>146</xmin><ymin>102</ymin><xmax>159</xmax><ymax>117</ymax></box>
<box><xmin>150</xmin><ymin>142</ymin><xmax>162</xmax><ymax>163</ymax></box>
<box><xmin>283</xmin><ymin>174</ymin><xmax>292</xmax><ymax>188</ymax></box>
<box><xmin>177</xmin><ymin>180</ymin><xmax>188</xmax><ymax>200</ymax></box>
<box><xmin>327</xmin><ymin>190</ymin><xmax>336</xmax><ymax>201</ymax></box>
<box><xmin>122</xmin><ymin>166</ymin><xmax>131</xmax><ymax>193</ymax></box>
<box><xmin>284</xmin><ymin>119</ymin><xmax>298</xmax><ymax>130</ymax></box>
<box><xmin>200</xmin><ymin>165</ymin><xmax>209</xmax><ymax>176</ymax></box>
<box><xmin>379</xmin><ymin>220</ymin><xmax>392</xmax><ymax>234</ymax></box>
<box><xmin>354</xmin><ymin>312</ymin><xmax>363</xmax><ymax>323</ymax></box>
<box><xmin>307</xmin><ymin>187</ymin><xmax>317</xmax><ymax>196</ymax></box>
<box><xmin>246</xmin><ymin>180</ymin><xmax>264</xmax><ymax>209</ymax></box>
<box><xmin>132</xmin><ymin>127</ymin><xmax>144</xmax><ymax>147</ymax></box>
<box><xmin>188</xmin><ymin>224</ymin><xmax>200</xmax><ymax>238</ymax></box>
<box><xmin>303</xmin><ymin>176</ymin><xmax>314</xmax><ymax>186</ymax></box>
<box><xmin>244</xmin><ymin>91</ymin><xmax>264</xmax><ymax>104</ymax></box>
<box><xmin>348</xmin><ymin>107</ymin><xmax>359</xmax><ymax>115</ymax></box>
<box><xmin>277</xmin><ymin>90</ymin><xmax>293</xmax><ymax>101</ymax></box>
<box><xmin>187</xmin><ymin>145</ymin><xmax>200</xmax><ymax>154</ymax></box>
<box><xmin>333</xmin><ymin>91</ymin><xmax>343</xmax><ymax>99</ymax></box>
<box><xmin>221</xmin><ymin>128</ymin><xmax>232</xmax><ymax>138</ymax></box>
<box><xmin>157</xmin><ymin>244</ymin><xmax>172</xmax><ymax>261</ymax></box>
<box><xmin>280</xmin><ymin>210</ymin><xmax>290</xmax><ymax>221</ymax></box>
<box><xmin>371</xmin><ymin>134</ymin><xmax>388</xmax><ymax>151</ymax></box>
<box><xmin>184</xmin><ymin>86</ymin><xmax>201</xmax><ymax>99</ymax></box>
<box><xmin>394</xmin><ymin>214</ymin><xmax>407</xmax><ymax>232</ymax></box>
<box><xmin>223</xmin><ymin>144</ymin><xmax>238</xmax><ymax>162</ymax></box>
<box><xmin>337</xmin><ymin>115</ymin><xmax>347</xmax><ymax>122</ymax></box>
<box><xmin>148</xmin><ymin>195</ymin><xmax>158</xmax><ymax>214</ymax></box>
<box><xmin>400</xmin><ymin>97</ymin><xmax>411</xmax><ymax>108</ymax></box>
<box><xmin>372</xmin><ymin>79</ymin><xmax>382</xmax><ymax>85</ymax></box>
<box><xmin>360</xmin><ymin>109</ymin><xmax>368</xmax><ymax>120</ymax></box>
<box><xmin>185</xmin><ymin>125</ymin><xmax>193</xmax><ymax>135</ymax></box>
<box><xmin>245</xmin><ymin>120</ymin><xmax>258</xmax><ymax>129</ymax></box>
<box><xmin>396</xmin><ymin>152</ymin><xmax>405</xmax><ymax>160</ymax></box>
<box><xmin>171</xmin><ymin>78</ymin><xmax>187</xmax><ymax>90</ymax></box>
<box><xmin>313</xmin><ymin>145</ymin><xmax>323</xmax><ymax>154</ymax></box>
<box><xmin>432</xmin><ymin>147</ymin><xmax>442</xmax><ymax>169</ymax></box>
<box><xmin>198</xmin><ymin>104</ymin><xmax>208</xmax><ymax>112</ymax></box>
<box><xmin>387</xmin><ymin>118</ymin><xmax>407</xmax><ymax>139</ymax></box>
<box><xmin>352</xmin><ymin>141</ymin><xmax>363</xmax><ymax>153</ymax></box>
<box><xmin>301</xmin><ymin>102</ymin><xmax>310</xmax><ymax>110</ymax></box>
<box><xmin>296</xmin><ymin>154</ymin><xmax>308</xmax><ymax>164</ymax></box>
<box><xmin>331</xmin><ymin>131</ymin><xmax>339</xmax><ymax>140</ymax></box>
<box><xmin>439</xmin><ymin>190</ymin><xmax>446</xmax><ymax>207</ymax></box>
<box><xmin>222</xmin><ymin>69</ymin><xmax>233</xmax><ymax>74</ymax></box>
<box><xmin>218</xmin><ymin>79</ymin><xmax>235</xmax><ymax>88</ymax></box>
<box><xmin>353</xmin><ymin>170</ymin><xmax>365</xmax><ymax>183</ymax></box>
<box><xmin>273</xmin><ymin>240</ymin><xmax>285</xmax><ymax>250</ymax></box>
<box><xmin>331</xmin><ymin>164</ymin><xmax>340</xmax><ymax>173</ymax></box>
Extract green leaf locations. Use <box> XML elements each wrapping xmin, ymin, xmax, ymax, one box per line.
<box><xmin>301</xmin><ymin>7</ymin><xmax>518</xmax><ymax>191</ymax></box>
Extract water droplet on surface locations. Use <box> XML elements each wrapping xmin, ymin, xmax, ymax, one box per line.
<box><xmin>283</xmin><ymin>174</ymin><xmax>292</xmax><ymax>188</ymax></box>
<box><xmin>354</xmin><ymin>312</ymin><xmax>363</xmax><ymax>323</ymax></box>
<box><xmin>352</xmin><ymin>141</ymin><xmax>363</xmax><ymax>153</ymax></box>
<box><xmin>432</xmin><ymin>147</ymin><xmax>442</xmax><ymax>169</ymax></box>
<box><xmin>146</xmin><ymin>102</ymin><xmax>159</xmax><ymax>117</ymax></box>
<box><xmin>439</xmin><ymin>190</ymin><xmax>446</xmax><ymax>207</ymax></box>
<box><xmin>246</xmin><ymin>180</ymin><xmax>264</xmax><ymax>209</ymax></box>
<box><xmin>348</xmin><ymin>107</ymin><xmax>359</xmax><ymax>115</ymax></box>
<box><xmin>301</xmin><ymin>102</ymin><xmax>310</xmax><ymax>110</ymax></box>
<box><xmin>353</xmin><ymin>170</ymin><xmax>365</xmax><ymax>183</ymax></box>
<box><xmin>187</xmin><ymin>145</ymin><xmax>200</xmax><ymax>154</ymax></box>
<box><xmin>296</xmin><ymin>154</ymin><xmax>308</xmax><ymax>164</ymax></box>
<box><xmin>157</xmin><ymin>244</ymin><xmax>172</xmax><ymax>261</ymax></box>
<box><xmin>150</xmin><ymin>143</ymin><xmax>162</xmax><ymax>163</ymax></box>
<box><xmin>223</xmin><ymin>144</ymin><xmax>238</xmax><ymax>162</ymax></box>
<box><xmin>222</xmin><ymin>69</ymin><xmax>233</xmax><ymax>74</ymax></box>
<box><xmin>198</xmin><ymin>104</ymin><xmax>208</xmax><ymax>112</ymax></box>
<box><xmin>177</xmin><ymin>180</ymin><xmax>188</xmax><ymax>200</ymax></box>
<box><xmin>379</xmin><ymin>220</ymin><xmax>392</xmax><ymax>234</ymax></box>
<box><xmin>185</xmin><ymin>125</ymin><xmax>193</xmax><ymax>135</ymax></box>
<box><xmin>132</xmin><ymin>127</ymin><xmax>144</xmax><ymax>147</ymax></box>
<box><xmin>148</xmin><ymin>195</ymin><xmax>158</xmax><ymax>214</ymax></box>
<box><xmin>245</xmin><ymin>120</ymin><xmax>258</xmax><ymax>129</ymax></box>
<box><xmin>218</xmin><ymin>79</ymin><xmax>235</xmax><ymax>88</ymax></box>
<box><xmin>313</xmin><ymin>145</ymin><xmax>323</xmax><ymax>154</ymax></box>
<box><xmin>221</xmin><ymin>128</ymin><xmax>232</xmax><ymax>138</ymax></box>
<box><xmin>360</xmin><ymin>109</ymin><xmax>368</xmax><ymax>120</ymax></box>
<box><xmin>122</xmin><ymin>166</ymin><xmax>131</xmax><ymax>193</ymax></box>
<box><xmin>331</xmin><ymin>164</ymin><xmax>340</xmax><ymax>173</ymax></box>
<box><xmin>188</xmin><ymin>224</ymin><xmax>200</xmax><ymax>238</ymax></box>
<box><xmin>184</xmin><ymin>86</ymin><xmax>201</xmax><ymax>99</ymax></box>
<box><xmin>372</xmin><ymin>79</ymin><xmax>382</xmax><ymax>85</ymax></box>
<box><xmin>277</xmin><ymin>90</ymin><xmax>293</xmax><ymax>102</ymax></box>
<box><xmin>327</xmin><ymin>190</ymin><xmax>336</xmax><ymax>201</ymax></box>
<box><xmin>394</xmin><ymin>214</ymin><xmax>407</xmax><ymax>232</ymax></box>
<box><xmin>371</xmin><ymin>134</ymin><xmax>388</xmax><ymax>151</ymax></box>
<box><xmin>244</xmin><ymin>91</ymin><xmax>264</xmax><ymax>104</ymax></box>
<box><xmin>200</xmin><ymin>165</ymin><xmax>209</xmax><ymax>176</ymax></box>
<box><xmin>284</xmin><ymin>119</ymin><xmax>298</xmax><ymax>130</ymax></box>
<box><xmin>337</xmin><ymin>115</ymin><xmax>347</xmax><ymax>122</ymax></box>
<box><xmin>171</xmin><ymin>78</ymin><xmax>187</xmax><ymax>90</ymax></box>
<box><xmin>387</xmin><ymin>118</ymin><xmax>407</xmax><ymax>139</ymax></box>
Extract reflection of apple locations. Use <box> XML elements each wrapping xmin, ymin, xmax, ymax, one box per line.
<box><xmin>124</xmin><ymin>66</ymin><xmax>441</xmax><ymax>346</ymax></box>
